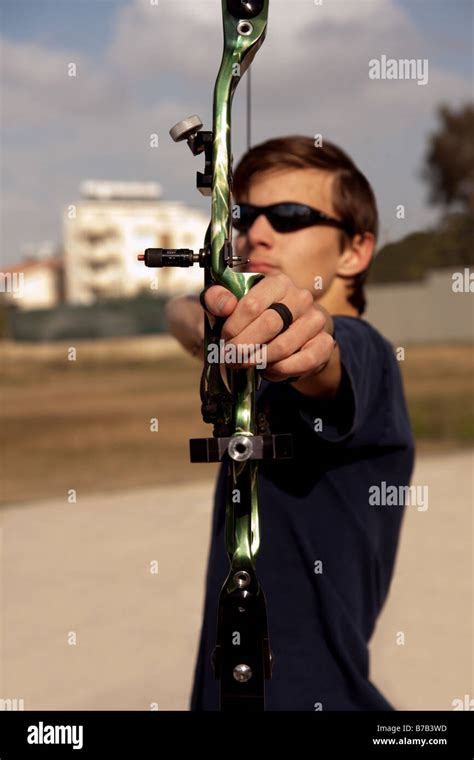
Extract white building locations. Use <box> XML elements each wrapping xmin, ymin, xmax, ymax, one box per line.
<box><xmin>64</xmin><ymin>180</ymin><xmax>208</xmax><ymax>305</ymax></box>
<box><xmin>0</xmin><ymin>257</ymin><xmax>63</xmax><ymax>311</ymax></box>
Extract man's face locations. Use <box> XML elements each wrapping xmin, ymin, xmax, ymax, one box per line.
<box><xmin>235</xmin><ymin>167</ymin><xmax>345</xmax><ymax>299</ymax></box>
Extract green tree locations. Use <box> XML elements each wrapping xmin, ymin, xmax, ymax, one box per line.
<box><xmin>422</xmin><ymin>103</ymin><xmax>474</xmax><ymax>216</ymax></box>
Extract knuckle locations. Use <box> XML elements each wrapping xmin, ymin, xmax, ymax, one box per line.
<box><xmin>244</xmin><ymin>295</ymin><xmax>261</xmax><ymax>318</ymax></box>
<box><xmin>324</xmin><ymin>330</ymin><xmax>336</xmax><ymax>353</ymax></box>
<box><xmin>314</xmin><ymin>333</ymin><xmax>334</xmax><ymax>365</ymax></box>
<box><xmin>303</xmin><ymin>348</ymin><xmax>321</xmax><ymax>372</ymax></box>
<box><xmin>300</xmin><ymin>288</ymin><xmax>314</xmax><ymax>309</ymax></box>
<box><xmin>313</xmin><ymin>308</ymin><xmax>327</xmax><ymax>330</ymax></box>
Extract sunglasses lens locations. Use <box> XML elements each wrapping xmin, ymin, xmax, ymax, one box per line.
<box><xmin>269</xmin><ymin>204</ymin><xmax>314</xmax><ymax>232</ymax></box>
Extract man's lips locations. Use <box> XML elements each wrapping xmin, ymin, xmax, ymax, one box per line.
<box><xmin>246</xmin><ymin>261</ymin><xmax>278</xmax><ymax>273</ymax></box>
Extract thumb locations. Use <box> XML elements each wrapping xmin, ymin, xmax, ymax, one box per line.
<box><xmin>202</xmin><ymin>285</ymin><xmax>237</xmax><ymax>317</ymax></box>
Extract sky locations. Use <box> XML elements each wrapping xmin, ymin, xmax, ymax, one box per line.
<box><xmin>1</xmin><ymin>0</ymin><xmax>473</xmax><ymax>266</ymax></box>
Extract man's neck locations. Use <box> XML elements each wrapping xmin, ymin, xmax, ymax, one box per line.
<box><xmin>317</xmin><ymin>291</ymin><xmax>359</xmax><ymax>318</ymax></box>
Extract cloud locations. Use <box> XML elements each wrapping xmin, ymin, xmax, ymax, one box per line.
<box><xmin>1</xmin><ymin>0</ymin><xmax>472</xmax><ymax>263</ymax></box>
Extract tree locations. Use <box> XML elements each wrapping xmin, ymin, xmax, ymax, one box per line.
<box><xmin>422</xmin><ymin>103</ymin><xmax>474</xmax><ymax>216</ymax></box>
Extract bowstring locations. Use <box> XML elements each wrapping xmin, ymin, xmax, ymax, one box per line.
<box><xmin>247</xmin><ymin>67</ymin><xmax>251</xmax><ymax>150</ymax></box>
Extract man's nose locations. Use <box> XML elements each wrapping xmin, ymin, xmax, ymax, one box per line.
<box><xmin>246</xmin><ymin>212</ymin><xmax>274</xmax><ymax>245</ymax></box>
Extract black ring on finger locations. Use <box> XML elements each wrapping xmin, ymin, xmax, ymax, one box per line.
<box><xmin>267</xmin><ymin>302</ymin><xmax>293</xmax><ymax>335</ymax></box>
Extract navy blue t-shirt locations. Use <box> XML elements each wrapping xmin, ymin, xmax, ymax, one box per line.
<box><xmin>190</xmin><ymin>316</ymin><xmax>415</xmax><ymax>711</ymax></box>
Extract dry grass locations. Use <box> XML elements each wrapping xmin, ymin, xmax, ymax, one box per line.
<box><xmin>400</xmin><ymin>344</ymin><xmax>474</xmax><ymax>442</ymax></box>
<box><xmin>1</xmin><ymin>338</ymin><xmax>218</xmax><ymax>504</ymax></box>
<box><xmin>1</xmin><ymin>338</ymin><xmax>472</xmax><ymax>504</ymax></box>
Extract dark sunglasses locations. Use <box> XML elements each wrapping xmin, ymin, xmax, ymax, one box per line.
<box><xmin>233</xmin><ymin>202</ymin><xmax>353</xmax><ymax>236</ymax></box>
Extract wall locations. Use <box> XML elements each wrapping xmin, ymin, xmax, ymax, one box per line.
<box><xmin>365</xmin><ymin>268</ymin><xmax>473</xmax><ymax>343</ymax></box>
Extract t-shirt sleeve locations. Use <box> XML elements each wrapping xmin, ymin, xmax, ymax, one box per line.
<box><xmin>290</xmin><ymin>316</ymin><xmax>393</xmax><ymax>447</ymax></box>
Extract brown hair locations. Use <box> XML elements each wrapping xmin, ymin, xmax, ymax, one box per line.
<box><xmin>232</xmin><ymin>136</ymin><xmax>378</xmax><ymax>315</ymax></box>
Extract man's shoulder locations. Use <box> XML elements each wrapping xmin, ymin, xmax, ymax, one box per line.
<box><xmin>333</xmin><ymin>314</ymin><xmax>395</xmax><ymax>358</ymax></box>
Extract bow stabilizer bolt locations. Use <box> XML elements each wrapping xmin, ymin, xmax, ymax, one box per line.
<box><xmin>233</xmin><ymin>664</ymin><xmax>253</xmax><ymax>683</ymax></box>
<box><xmin>233</xmin><ymin>570</ymin><xmax>251</xmax><ymax>589</ymax></box>
<box><xmin>228</xmin><ymin>435</ymin><xmax>254</xmax><ymax>461</ymax></box>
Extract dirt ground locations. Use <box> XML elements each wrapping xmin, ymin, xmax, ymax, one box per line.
<box><xmin>1</xmin><ymin>336</ymin><xmax>473</xmax><ymax>505</ymax></box>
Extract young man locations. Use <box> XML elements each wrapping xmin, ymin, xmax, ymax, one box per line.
<box><xmin>166</xmin><ymin>136</ymin><xmax>415</xmax><ymax>711</ymax></box>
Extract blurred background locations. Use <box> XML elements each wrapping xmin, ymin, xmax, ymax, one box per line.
<box><xmin>0</xmin><ymin>0</ymin><xmax>472</xmax><ymax>711</ymax></box>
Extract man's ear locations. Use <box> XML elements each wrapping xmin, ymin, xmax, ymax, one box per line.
<box><xmin>336</xmin><ymin>232</ymin><xmax>375</xmax><ymax>278</ymax></box>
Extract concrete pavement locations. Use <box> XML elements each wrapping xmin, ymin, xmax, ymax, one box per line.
<box><xmin>1</xmin><ymin>450</ymin><xmax>472</xmax><ymax>710</ymax></box>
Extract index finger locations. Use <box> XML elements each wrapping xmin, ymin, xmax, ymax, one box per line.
<box><xmin>220</xmin><ymin>273</ymin><xmax>291</xmax><ymax>338</ymax></box>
